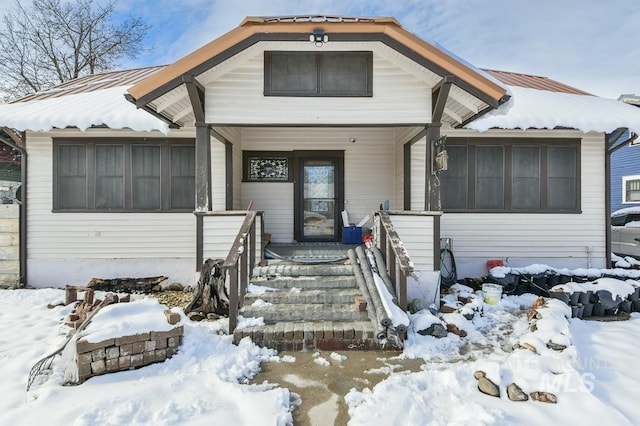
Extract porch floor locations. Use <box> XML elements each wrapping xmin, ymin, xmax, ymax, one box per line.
<box><xmin>264</xmin><ymin>242</ymin><xmax>361</xmax><ymax>263</ymax></box>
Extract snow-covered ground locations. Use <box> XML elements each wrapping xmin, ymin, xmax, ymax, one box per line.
<box><xmin>2</xmin><ymin>283</ymin><xmax>640</xmax><ymax>425</ymax></box>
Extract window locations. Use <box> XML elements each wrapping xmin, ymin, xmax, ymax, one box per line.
<box><xmin>54</xmin><ymin>139</ymin><xmax>195</xmax><ymax>211</ymax></box>
<box><xmin>623</xmin><ymin>175</ymin><xmax>640</xmax><ymax>203</ymax></box>
<box><xmin>242</xmin><ymin>151</ymin><xmax>293</xmax><ymax>182</ymax></box>
<box><xmin>440</xmin><ymin>138</ymin><xmax>580</xmax><ymax>212</ymax></box>
<box><xmin>264</xmin><ymin>51</ymin><xmax>373</xmax><ymax>96</ymax></box>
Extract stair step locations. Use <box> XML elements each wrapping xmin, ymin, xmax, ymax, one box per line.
<box><xmin>253</xmin><ymin>263</ymin><xmax>354</xmax><ymax>278</ymax></box>
<box><xmin>240</xmin><ymin>302</ymin><xmax>369</xmax><ymax>322</ymax></box>
<box><xmin>245</xmin><ymin>288</ymin><xmax>361</xmax><ymax>304</ymax></box>
<box><xmin>233</xmin><ymin>320</ymin><xmax>385</xmax><ymax>351</ymax></box>
<box><xmin>250</xmin><ymin>275</ymin><xmax>357</xmax><ymax>290</ymax></box>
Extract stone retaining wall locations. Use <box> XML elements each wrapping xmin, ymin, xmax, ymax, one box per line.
<box><xmin>75</xmin><ymin>326</ymin><xmax>183</xmax><ymax>383</ymax></box>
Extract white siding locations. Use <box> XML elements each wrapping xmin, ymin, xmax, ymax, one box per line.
<box><xmin>388</xmin><ymin>213</ymin><xmax>438</xmax><ymax>271</ymax></box>
<box><xmin>0</xmin><ymin>205</ymin><xmax>19</xmax><ymax>285</ymax></box>
<box><xmin>394</xmin><ymin>127</ymin><xmax>422</xmax><ymax>210</ymax></box>
<box><xmin>26</xmin><ymin>129</ymin><xmax>198</xmax><ymax>287</ymax></box>
<box><xmin>204</xmin><ymin>41</ymin><xmax>433</xmax><ymax>125</ymax></box>
<box><xmin>410</xmin><ymin>137</ymin><xmax>426</xmax><ymax>210</ymax></box>
<box><xmin>440</xmin><ymin>129</ymin><xmax>607</xmax><ymax>277</ymax></box>
<box><xmin>240</xmin><ymin>128</ymin><xmax>396</xmax><ymax>242</ymax></box>
<box><xmin>211</xmin><ymin>136</ymin><xmax>226</xmax><ymax>210</ymax></box>
<box><xmin>202</xmin><ymin>213</ymin><xmax>262</xmax><ymax>266</ymax></box>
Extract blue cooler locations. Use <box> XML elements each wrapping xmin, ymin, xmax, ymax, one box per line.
<box><xmin>342</xmin><ymin>226</ymin><xmax>362</xmax><ymax>244</ymax></box>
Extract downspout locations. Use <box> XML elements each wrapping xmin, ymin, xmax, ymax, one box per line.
<box><xmin>0</xmin><ymin>132</ymin><xmax>26</xmax><ymax>287</ymax></box>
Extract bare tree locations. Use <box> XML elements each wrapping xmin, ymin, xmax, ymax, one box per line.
<box><xmin>0</xmin><ymin>0</ymin><xmax>148</xmax><ymax>100</ymax></box>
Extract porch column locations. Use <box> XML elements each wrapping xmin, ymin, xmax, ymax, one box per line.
<box><xmin>195</xmin><ymin>122</ymin><xmax>212</xmax><ymax>212</ymax></box>
<box><xmin>425</xmin><ymin>123</ymin><xmax>442</xmax><ymax>211</ymax></box>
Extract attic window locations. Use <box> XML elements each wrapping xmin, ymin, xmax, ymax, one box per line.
<box><xmin>264</xmin><ymin>51</ymin><xmax>372</xmax><ymax>97</ymax></box>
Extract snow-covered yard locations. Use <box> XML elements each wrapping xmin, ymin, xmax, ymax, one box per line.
<box><xmin>1</xmin><ymin>281</ymin><xmax>639</xmax><ymax>425</ymax></box>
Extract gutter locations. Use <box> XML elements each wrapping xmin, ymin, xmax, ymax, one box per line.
<box><xmin>0</xmin><ymin>131</ymin><xmax>26</xmax><ymax>287</ymax></box>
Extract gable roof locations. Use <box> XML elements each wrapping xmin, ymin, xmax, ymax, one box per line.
<box><xmin>126</xmin><ymin>15</ymin><xmax>509</xmax><ymax>116</ymax></box>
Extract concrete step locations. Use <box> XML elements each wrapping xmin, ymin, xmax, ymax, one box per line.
<box><xmin>245</xmin><ymin>288</ymin><xmax>361</xmax><ymax>304</ymax></box>
<box><xmin>253</xmin><ymin>263</ymin><xmax>354</xmax><ymax>278</ymax></box>
<box><xmin>250</xmin><ymin>275</ymin><xmax>357</xmax><ymax>290</ymax></box>
<box><xmin>240</xmin><ymin>302</ymin><xmax>369</xmax><ymax>323</ymax></box>
<box><xmin>233</xmin><ymin>320</ymin><xmax>384</xmax><ymax>351</ymax></box>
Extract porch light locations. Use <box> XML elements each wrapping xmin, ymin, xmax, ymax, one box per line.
<box><xmin>310</xmin><ymin>29</ymin><xmax>328</xmax><ymax>47</ymax></box>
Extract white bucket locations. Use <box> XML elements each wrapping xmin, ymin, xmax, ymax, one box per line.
<box><xmin>482</xmin><ymin>283</ymin><xmax>503</xmax><ymax>305</ymax></box>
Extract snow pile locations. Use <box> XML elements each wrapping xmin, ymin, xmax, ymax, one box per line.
<box><xmin>551</xmin><ymin>277</ymin><xmax>636</xmax><ymax>300</ymax></box>
<box><xmin>0</xmin><ymin>289</ymin><xmax>291</xmax><ymax>425</ymax></box>
<box><xmin>466</xmin><ymin>85</ymin><xmax>640</xmax><ymax>135</ymax></box>
<box><xmin>0</xmin><ymin>86</ymin><xmax>169</xmax><ymax>133</ymax></box>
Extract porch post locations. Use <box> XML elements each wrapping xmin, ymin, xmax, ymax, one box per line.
<box><xmin>195</xmin><ymin>122</ymin><xmax>212</xmax><ymax>212</ymax></box>
<box><xmin>425</xmin><ymin>123</ymin><xmax>442</xmax><ymax>211</ymax></box>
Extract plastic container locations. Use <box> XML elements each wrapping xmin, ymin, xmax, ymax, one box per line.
<box><xmin>482</xmin><ymin>283</ymin><xmax>503</xmax><ymax>305</ymax></box>
<box><xmin>486</xmin><ymin>259</ymin><xmax>504</xmax><ymax>272</ymax></box>
<box><xmin>342</xmin><ymin>226</ymin><xmax>362</xmax><ymax>244</ymax></box>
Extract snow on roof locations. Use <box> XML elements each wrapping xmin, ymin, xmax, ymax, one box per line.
<box><xmin>0</xmin><ymin>85</ymin><xmax>168</xmax><ymax>133</ymax></box>
<box><xmin>465</xmin><ymin>85</ymin><xmax>640</xmax><ymax>134</ymax></box>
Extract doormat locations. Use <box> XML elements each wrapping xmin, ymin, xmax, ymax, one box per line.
<box><xmin>264</xmin><ymin>242</ymin><xmax>360</xmax><ymax>263</ymax></box>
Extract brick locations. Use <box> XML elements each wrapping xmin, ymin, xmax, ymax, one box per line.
<box><xmin>333</xmin><ymin>326</ymin><xmax>344</xmax><ymax>339</ymax></box>
<box><xmin>77</xmin><ymin>338</ymin><xmax>114</xmax><ymax>354</ymax></box>
<box><xmin>344</xmin><ymin>326</ymin><xmax>355</xmax><ymax>340</ymax></box>
<box><xmin>91</xmin><ymin>347</ymin><xmax>106</xmax><ymax>362</ymax></box>
<box><xmin>150</xmin><ymin>326</ymin><xmax>183</xmax><ymax>340</ymax></box>
<box><xmin>164</xmin><ymin>309</ymin><xmax>180</xmax><ymax>325</ymax></box>
<box><xmin>77</xmin><ymin>352</ymin><xmax>92</xmax><ymax>365</ymax></box>
<box><xmin>283</xmin><ymin>323</ymin><xmax>294</xmax><ymax>340</ymax></box>
<box><xmin>115</xmin><ymin>333</ymin><xmax>150</xmax><ymax>346</ymax></box>
<box><xmin>119</xmin><ymin>356</ymin><xmax>131</xmax><ymax>369</ymax></box>
<box><xmin>324</xmin><ymin>322</ymin><xmax>334</xmax><ymax>340</ymax></box>
<box><xmin>355</xmin><ymin>296</ymin><xmax>367</xmax><ymax>311</ymax></box>
<box><xmin>106</xmin><ymin>358</ymin><xmax>119</xmax><ymax>372</ymax></box>
<box><xmin>354</xmin><ymin>326</ymin><xmax>364</xmax><ymax>341</ymax></box>
<box><xmin>78</xmin><ymin>363</ymin><xmax>92</xmax><ymax>378</ymax></box>
<box><xmin>145</xmin><ymin>340</ymin><xmax>157</xmax><ymax>352</ymax></box>
<box><xmin>132</xmin><ymin>341</ymin><xmax>145</xmax><ymax>354</ymax></box>
<box><xmin>167</xmin><ymin>336</ymin><xmax>179</xmax><ymax>348</ymax></box>
<box><xmin>166</xmin><ymin>346</ymin><xmax>176</xmax><ymax>358</ymax></box>
<box><xmin>292</xmin><ymin>325</ymin><xmax>303</xmax><ymax>340</ymax></box>
<box><xmin>106</xmin><ymin>346</ymin><xmax>120</xmax><ymax>360</ymax></box>
<box><xmin>130</xmin><ymin>353</ymin><xmax>143</xmax><ymax>368</ymax></box>
<box><xmin>155</xmin><ymin>349</ymin><xmax>167</xmax><ymax>361</ymax></box>
<box><xmin>273</xmin><ymin>323</ymin><xmax>285</xmax><ymax>340</ymax></box>
<box><xmin>155</xmin><ymin>338</ymin><xmax>167</xmax><ymax>349</ymax></box>
<box><xmin>143</xmin><ymin>351</ymin><xmax>155</xmax><ymax>365</ymax></box>
<box><xmin>91</xmin><ymin>359</ymin><xmax>105</xmax><ymax>374</ymax></box>
<box><xmin>120</xmin><ymin>343</ymin><xmax>133</xmax><ymax>356</ymax></box>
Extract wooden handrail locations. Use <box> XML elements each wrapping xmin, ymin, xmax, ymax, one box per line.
<box><xmin>224</xmin><ymin>210</ymin><xmax>258</xmax><ymax>333</ymax></box>
<box><xmin>375</xmin><ymin>211</ymin><xmax>415</xmax><ymax>310</ymax></box>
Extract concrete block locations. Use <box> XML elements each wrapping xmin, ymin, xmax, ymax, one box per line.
<box><xmin>120</xmin><ymin>343</ymin><xmax>133</xmax><ymax>356</ymax></box>
<box><xmin>78</xmin><ymin>363</ymin><xmax>92</xmax><ymax>378</ymax></box>
<box><xmin>91</xmin><ymin>347</ymin><xmax>106</xmax><ymax>362</ymax></box>
<box><xmin>155</xmin><ymin>338</ymin><xmax>167</xmax><ymax>349</ymax></box>
<box><xmin>155</xmin><ymin>349</ymin><xmax>167</xmax><ymax>360</ymax></box>
<box><xmin>106</xmin><ymin>346</ymin><xmax>120</xmax><ymax>360</ymax></box>
<box><xmin>115</xmin><ymin>333</ymin><xmax>150</xmax><ymax>346</ymax></box>
<box><xmin>106</xmin><ymin>358</ymin><xmax>119</xmax><ymax>372</ymax></box>
<box><xmin>77</xmin><ymin>338</ymin><xmax>115</xmax><ymax>354</ymax></box>
<box><xmin>145</xmin><ymin>340</ymin><xmax>157</xmax><ymax>352</ymax></box>
<box><xmin>167</xmin><ymin>336</ymin><xmax>180</xmax><ymax>348</ymax></box>
<box><xmin>164</xmin><ymin>309</ymin><xmax>180</xmax><ymax>325</ymax></box>
<box><xmin>91</xmin><ymin>359</ymin><xmax>105</xmax><ymax>374</ymax></box>
<box><xmin>77</xmin><ymin>352</ymin><xmax>92</xmax><ymax>365</ymax></box>
<box><xmin>143</xmin><ymin>351</ymin><xmax>155</xmax><ymax>365</ymax></box>
<box><xmin>132</xmin><ymin>341</ymin><xmax>145</xmax><ymax>354</ymax></box>
<box><xmin>119</xmin><ymin>356</ymin><xmax>131</xmax><ymax>369</ymax></box>
<box><xmin>130</xmin><ymin>353</ymin><xmax>143</xmax><ymax>368</ymax></box>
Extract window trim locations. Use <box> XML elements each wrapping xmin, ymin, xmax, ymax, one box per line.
<box><xmin>441</xmin><ymin>138</ymin><xmax>581</xmax><ymax>214</ymax></box>
<box><xmin>242</xmin><ymin>150</ymin><xmax>294</xmax><ymax>182</ymax></box>
<box><xmin>622</xmin><ymin>174</ymin><xmax>640</xmax><ymax>204</ymax></box>
<box><xmin>264</xmin><ymin>51</ymin><xmax>373</xmax><ymax>97</ymax></box>
<box><xmin>53</xmin><ymin>138</ymin><xmax>195</xmax><ymax>213</ymax></box>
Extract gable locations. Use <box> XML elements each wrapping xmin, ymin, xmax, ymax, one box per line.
<box><xmin>127</xmin><ymin>16</ymin><xmax>509</xmax><ymax>128</ymax></box>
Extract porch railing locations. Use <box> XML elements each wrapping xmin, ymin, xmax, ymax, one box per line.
<box><xmin>375</xmin><ymin>211</ymin><xmax>413</xmax><ymax>310</ymax></box>
<box><xmin>223</xmin><ymin>211</ymin><xmax>259</xmax><ymax>333</ymax></box>
<box><xmin>374</xmin><ymin>210</ymin><xmax>442</xmax><ymax>310</ymax></box>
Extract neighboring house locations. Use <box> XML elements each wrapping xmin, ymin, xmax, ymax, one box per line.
<box><xmin>612</xmin><ymin>95</ymin><xmax>640</xmax><ymax>213</ymax></box>
<box><xmin>1</xmin><ymin>15</ymin><xmax>640</xmax><ymax>287</ymax></box>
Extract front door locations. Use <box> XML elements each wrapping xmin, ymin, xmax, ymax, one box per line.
<box><xmin>294</xmin><ymin>151</ymin><xmax>344</xmax><ymax>242</ymax></box>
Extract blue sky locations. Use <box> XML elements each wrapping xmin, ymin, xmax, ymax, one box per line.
<box><xmin>3</xmin><ymin>0</ymin><xmax>640</xmax><ymax>98</ymax></box>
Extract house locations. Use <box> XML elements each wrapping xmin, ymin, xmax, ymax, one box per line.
<box><xmin>2</xmin><ymin>15</ymin><xmax>640</xmax><ymax>290</ymax></box>
<box><xmin>611</xmin><ymin>95</ymin><xmax>640</xmax><ymax>214</ymax></box>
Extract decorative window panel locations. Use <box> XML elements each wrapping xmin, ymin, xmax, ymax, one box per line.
<box><xmin>243</xmin><ymin>151</ymin><xmax>293</xmax><ymax>182</ymax></box>
<box><xmin>623</xmin><ymin>175</ymin><xmax>640</xmax><ymax>203</ymax></box>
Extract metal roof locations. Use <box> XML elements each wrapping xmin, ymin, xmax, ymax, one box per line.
<box><xmin>13</xmin><ymin>66</ymin><xmax>165</xmax><ymax>103</ymax></box>
<box><xmin>483</xmin><ymin>69</ymin><xmax>592</xmax><ymax>95</ymax></box>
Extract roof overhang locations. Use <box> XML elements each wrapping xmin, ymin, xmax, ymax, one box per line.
<box><xmin>127</xmin><ymin>17</ymin><xmax>509</xmax><ymax>127</ymax></box>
